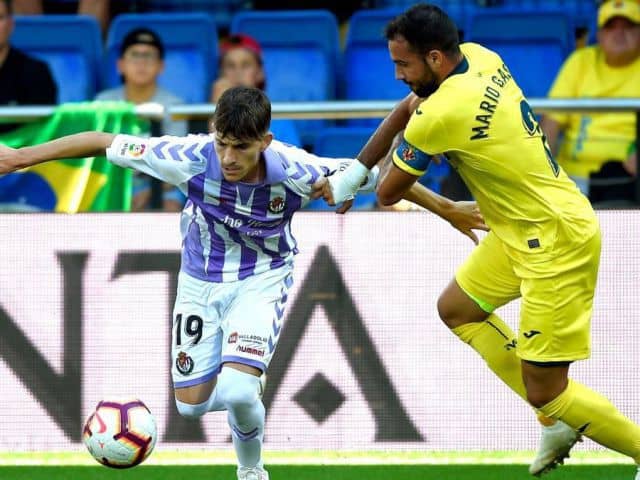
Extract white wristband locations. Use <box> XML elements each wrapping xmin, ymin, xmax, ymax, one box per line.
<box><xmin>328</xmin><ymin>160</ymin><xmax>370</xmax><ymax>203</ymax></box>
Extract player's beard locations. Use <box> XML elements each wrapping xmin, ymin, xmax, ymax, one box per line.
<box><xmin>412</xmin><ymin>63</ymin><xmax>440</xmax><ymax>98</ymax></box>
<box><xmin>412</xmin><ymin>79</ymin><xmax>439</xmax><ymax>98</ymax></box>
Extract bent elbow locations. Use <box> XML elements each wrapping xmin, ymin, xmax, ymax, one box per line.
<box><xmin>376</xmin><ymin>184</ymin><xmax>401</xmax><ymax>206</ymax></box>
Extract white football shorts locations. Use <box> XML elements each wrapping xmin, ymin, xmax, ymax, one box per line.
<box><xmin>171</xmin><ymin>266</ymin><xmax>293</xmax><ymax>388</ymax></box>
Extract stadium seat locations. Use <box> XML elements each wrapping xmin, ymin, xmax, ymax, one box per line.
<box><xmin>104</xmin><ymin>13</ymin><xmax>217</xmax><ymax>103</ymax></box>
<box><xmin>11</xmin><ymin>15</ymin><xmax>102</xmax><ymax>103</ymax></box>
<box><xmin>467</xmin><ymin>9</ymin><xmax>575</xmax><ymax>97</ymax></box>
<box><xmin>371</xmin><ymin>0</ymin><xmax>468</xmax><ymax>29</ymax></box>
<box><xmin>142</xmin><ymin>0</ymin><xmax>250</xmax><ymax>32</ymax></box>
<box><xmin>271</xmin><ymin>119</ymin><xmax>301</xmax><ymax>147</ymax></box>
<box><xmin>343</xmin><ymin>8</ymin><xmax>410</xmax><ymax>127</ymax></box>
<box><xmin>500</xmin><ymin>0</ymin><xmax>598</xmax><ymax>43</ymax></box>
<box><xmin>306</xmin><ymin>127</ymin><xmax>378</xmax><ymax>210</ymax></box>
<box><xmin>230</xmin><ymin>10</ymin><xmax>340</xmax><ymax>144</ymax></box>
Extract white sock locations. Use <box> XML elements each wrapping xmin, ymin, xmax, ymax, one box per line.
<box><xmin>216</xmin><ymin>367</ymin><xmax>265</xmax><ymax>468</ymax></box>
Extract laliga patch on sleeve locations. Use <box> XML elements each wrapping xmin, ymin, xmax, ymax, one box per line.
<box><xmin>119</xmin><ymin>141</ymin><xmax>147</xmax><ymax>158</ymax></box>
<box><xmin>393</xmin><ymin>139</ymin><xmax>431</xmax><ymax>175</ymax></box>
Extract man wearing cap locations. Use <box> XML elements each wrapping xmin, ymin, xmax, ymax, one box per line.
<box><xmin>541</xmin><ymin>0</ymin><xmax>640</xmax><ymax>205</ymax></box>
<box><xmin>96</xmin><ymin>27</ymin><xmax>187</xmax><ymax>211</ymax></box>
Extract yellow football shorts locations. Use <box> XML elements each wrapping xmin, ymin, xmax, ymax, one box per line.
<box><xmin>455</xmin><ymin>229</ymin><xmax>601</xmax><ymax>363</ymax></box>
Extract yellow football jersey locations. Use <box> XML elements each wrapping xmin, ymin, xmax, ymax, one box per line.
<box><xmin>393</xmin><ymin>43</ymin><xmax>597</xmax><ymax>258</ymax></box>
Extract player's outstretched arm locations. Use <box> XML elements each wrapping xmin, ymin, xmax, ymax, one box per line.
<box><xmin>311</xmin><ymin>93</ymin><xmax>421</xmax><ymax>206</ymax></box>
<box><xmin>0</xmin><ymin>132</ymin><xmax>115</xmax><ymax>174</ymax></box>
<box><xmin>404</xmin><ymin>183</ymin><xmax>489</xmax><ymax>245</ymax></box>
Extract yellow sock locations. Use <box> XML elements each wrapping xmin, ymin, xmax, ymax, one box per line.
<box><xmin>539</xmin><ymin>379</ymin><xmax>640</xmax><ymax>462</ymax></box>
<box><xmin>452</xmin><ymin>315</ymin><xmax>527</xmax><ymax>400</ymax></box>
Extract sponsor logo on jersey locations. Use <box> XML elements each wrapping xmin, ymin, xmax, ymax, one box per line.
<box><xmin>175</xmin><ymin>351</ymin><xmax>194</xmax><ymax>375</ymax></box>
<box><xmin>523</xmin><ymin>330</ymin><xmax>542</xmax><ymax>339</ymax></box>
<box><xmin>236</xmin><ymin>345</ymin><xmax>265</xmax><ymax>357</ymax></box>
<box><xmin>268</xmin><ymin>196</ymin><xmax>286</xmax><ymax>214</ymax></box>
<box><xmin>228</xmin><ymin>332</ymin><xmax>238</xmax><ymax>344</ymax></box>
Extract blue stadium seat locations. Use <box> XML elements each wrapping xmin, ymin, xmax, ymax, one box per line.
<box><xmin>143</xmin><ymin>0</ymin><xmax>250</xmax><ymax>32</ymax></box>
<box><xmin>371</xmin><ymin>0</ymin><xmax>469</xmax><ymax>29</ymax></box>
<box><xmin>500</xmin><ymin>0</ymin><xmax>597</xmax><ymax>41</ymax></box>
<box><xmin>307</xmin><ymin>127</ymin><xmax>378</xmax><ymax>210</ymax></box>
<box><xmin>230</xmin><ymin>10</ymin><xmax>340</xmax><ymax>144</ymax></box>
<box><xmin>271</xmin><ymin>119</ymin><xmax>301</xmax><ymax>147</ymax></box>
<box><xmin>343</xmin><ymin>9</ymin><xmax>410</xmax><ymax>127</ymax></box>
<box><xmin>12</xmin><ymin>15</ymin><xmax>102</xmax><ymax>103</ymax></box>
<box><xmin>104</xmin><ymin>13</ymin><xmax>217</xmax><ymax>103</ymax></box>
<box><xmin>467</xmin><ymin>9</ymin><xmax>574</xmax><ymax>97</ymax></box>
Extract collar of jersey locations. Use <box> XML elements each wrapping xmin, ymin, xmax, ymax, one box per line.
<box><xmin>446</xmin><ymin>55</ymin><xmax>469</xmax><ymax>79</ymax></box>
<box><xmin>261</xmin><ymin>147</ymin><xmax>288</xmax><ymax>184</ymax></box>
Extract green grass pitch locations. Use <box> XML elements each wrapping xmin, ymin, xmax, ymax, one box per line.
<box><xmin>0</xmin><ymin>451</ymin><xmax>635</xmax><ymax>480</ymax></box>
<box><xmin>0</xmin><ymin>465</ymin><xmax>637</xmax><ymax>480</ymax></box>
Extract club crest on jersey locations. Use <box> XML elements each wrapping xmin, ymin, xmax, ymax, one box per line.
<box><xmin>175</xmin><ymin>351</ymin><xmax>194</xmax><ymax>375</ymax></box>
<box><xmin>268</xmin><ymin>196</ymin><xmax>285</xmax><ymax>214</ymax></box>
<box><xmin>127</xmin><ymin>143</ymin><xmax>146</xmax><ymax>157</ymax></box>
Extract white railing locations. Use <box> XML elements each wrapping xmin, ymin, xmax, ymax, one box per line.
<box><xmin>2</xmin><ymin>98</ymin><xmax>640</xmax><ymax>121</ymax></box>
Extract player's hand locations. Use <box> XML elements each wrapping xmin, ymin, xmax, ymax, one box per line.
<box><xmin>311</xmin><ymin>176</ymin><xmax>355</xmax><ymax>213</ymax></box>
<box><xmin>445</xmin><ymin>201</ymin><xmax>489</xmax><ymax>245</ymax></box>
<box><xmin>0</xmin><ymin>144</ymin><xmax>21</xmax><ymax>175</ymax></box>
<box><xmin>311</xmin><ymin>176</ymin><xmax>333</xmax><ymax>203</ymax></box>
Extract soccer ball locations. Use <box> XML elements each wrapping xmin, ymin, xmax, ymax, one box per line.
<box><xmin>82</xmin><ymin>398</ymin><xmax>157</xmax><ymax>468</ymax></box>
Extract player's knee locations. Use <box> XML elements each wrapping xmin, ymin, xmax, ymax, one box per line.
<box><xmin>526</xmin><ymin>388</ymin><xmax>556</xmax><ymax>409</ymax></box>
<box><xmin>216</xmin><ymin>367</ymin><xmax>261</xmax><ymax>410</ymax></box>
<box><xmin>175</xmin><ymin>398</ymin><xmax>208</xmax><ymax>419</ymax></box>
<box><xmin>436</xmin><ymin>293</ymin><xmax>457</xmax><ymax>328</ymax></box>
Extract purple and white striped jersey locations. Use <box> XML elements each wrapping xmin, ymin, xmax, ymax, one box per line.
<box><xmin>107</xmin><ymin>134</ymin><xmax>378</xmax><ymax>283</ymax></box>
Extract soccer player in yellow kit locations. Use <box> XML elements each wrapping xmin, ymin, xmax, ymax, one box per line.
<box><xmin>313</xmin><ymin>3</ymin><xmax>640</xmax><ymax>478</ymax></box>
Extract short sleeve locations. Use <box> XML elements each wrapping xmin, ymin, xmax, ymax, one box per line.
<box><xmin>392</xmin><ymin>112</ymin><xmax>446</xmax><ymax>176</ymax></box>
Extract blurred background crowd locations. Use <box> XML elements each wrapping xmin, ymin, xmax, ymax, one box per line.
<box><xmin>0</xmin><ymin>0</ymin><xmax>638</xmax><ymax>212</ymax></box>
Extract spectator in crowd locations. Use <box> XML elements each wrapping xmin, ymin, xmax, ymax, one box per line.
<box><xmin>210</xmin><ymin>33</ymin><xmax>300</xmax><ymax>147</ymax></box>
<box><xmin>541</xmin><ymin>0</ymin><xmax>640</xmax><ymax>205</ymax></box>
<box><xmin>13</xmin><ymin>0</ymin><xmax>111</xmax><ymax>33</ymax></box>
<box><xmin>0</xmin><ymin>0</ymin><xmax>57</xmax><ymax>133</ymax></box>
<box><xmin>95</xmin><ymin>27</ymin><xmax>187</xmax><ymax>211</ymax></box>
<box><xmin>211</xmin><ymin>34</ymin><xmax>265</xmax><ymax>103</ymax></box>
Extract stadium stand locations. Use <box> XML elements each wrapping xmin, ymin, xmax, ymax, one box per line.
<box><xmin>11</xmin><ymin>15</ymin><xmax>101</xmax><ymax>102</ymax></box>
<box><xmin>230</xmin><ymin>9</ymin><xmax>340</xmax><ymax>144</ymax></box>
<box><xmin>142</xmin><ymin>0</ymin><xmax>251</xmax><ymax>32</ymax></box>
<box><xmin>466</xmin><ymin>8</ymin><xmax>575</xmax><ymax>97</ymax></box>
<box><xmin>342</xmin><ymin>8</ymin><xmax>410</xmax><ymax>126</ymax></box>
<box><xmin>104</xmin><ymin>13</ymin><xmax>218</xmax><ymax>103</ymax></box>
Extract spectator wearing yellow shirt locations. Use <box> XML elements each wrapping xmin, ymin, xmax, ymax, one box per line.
<box><xmin>541</xmin><ymin>0</ymin><xmax>640</xmax><ymax>205</ymax></box>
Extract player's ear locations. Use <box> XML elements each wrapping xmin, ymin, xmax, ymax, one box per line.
<box><xmin>260</xmin><ymin>132</ymin><xmax>273</xmax><ymax>151</ymax></box>
<box><xmin>426</xmin><ymin>50</ymin><xmax>443</xmax><ymax>69</ymax></box>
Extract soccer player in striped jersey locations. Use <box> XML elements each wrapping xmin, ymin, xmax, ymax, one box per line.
<box><xmin>0</xmin><ymin>85</ymin><xmax>487</xmax><ymax>480</ymax></box>
<box><xmin>314</xmin><ymin>4</ymin><xmax>640</xmax><ymax>479</ymax></box>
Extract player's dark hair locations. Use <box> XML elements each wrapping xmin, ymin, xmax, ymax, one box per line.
<box><xmin>213</xmin><ymin>86</ymin><xmax>271</xmax><ymax>141</ymax></box>
<box><xmin>385</xmin><ymin>3</ymin><xmax>460</xmax><ymax>58</ymax></box>
<box><xmin>0</xmin><ymin>0</ymin><xmax>12</xmax><ymax>15</ymax></box>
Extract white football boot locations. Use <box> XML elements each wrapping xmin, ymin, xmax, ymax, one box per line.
<box><xmin>529</xmin><ymin>421</ymin><xmax>582</xmax><ymax>476</ymax></box>
<box><xmin>237</xmin><ymin>466</ymin><xmax>269</xmax><ymax>480</ymax></box>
